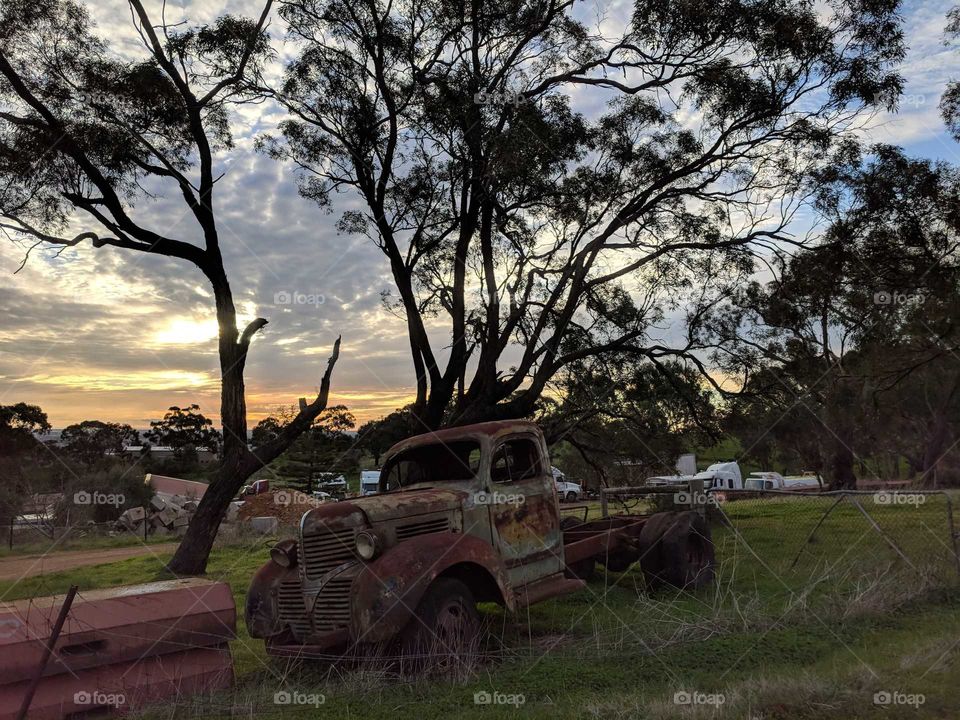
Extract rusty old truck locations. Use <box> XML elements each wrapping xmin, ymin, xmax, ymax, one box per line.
<box><xmin>246</xmin><ymin>420</ymin><xmax>715</xmax><ymax>661</ymax></box>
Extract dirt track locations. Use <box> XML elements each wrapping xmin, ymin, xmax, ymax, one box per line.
<box><xmin>0</xmin><ymin>543</ymin><xmax>178</xmax><ymax>582</ymax></box>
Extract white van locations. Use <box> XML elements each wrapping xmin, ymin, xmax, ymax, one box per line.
<box><xmin>360</xmin><ymin>470</ymin><xmax>381</xmax><ymax>496</ymax></box>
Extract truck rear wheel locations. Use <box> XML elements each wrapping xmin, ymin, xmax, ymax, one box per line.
<box><xmin>398</xmin><ymin>577</ymin><xmax>481</xmax><ymax>675</ymax></box>
<box><xmin>640</xmin><ymin>511</ymin><xmax>715</xmax><ymax>591</ymax></box>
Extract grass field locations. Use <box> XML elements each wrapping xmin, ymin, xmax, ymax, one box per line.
<box><xmin>2</xmin><ymin>495</ymin><xmax>958</xmax><ymax>719</ymax></box>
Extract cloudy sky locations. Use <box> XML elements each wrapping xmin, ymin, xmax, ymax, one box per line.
<box><xmin>1</xmin><ymin>0</ymin><xmax>958</xmax><ymax>430</ymax></box>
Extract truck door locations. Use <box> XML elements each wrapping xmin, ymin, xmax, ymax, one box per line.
<box><xmin>485</xmin><ymin>434</ymin><xmax>563</xmax><ymax>588</ymax></box>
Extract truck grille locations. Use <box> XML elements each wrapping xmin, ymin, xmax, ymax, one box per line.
<box><xmin>300</xmin><ymin>527</ymin><xmax>356</xmax><ymax>580</ymax></box>
<box><xmin>396</xmin><ymin>517</ymin><xmax>450</xmax><ymax>541</ymax></box>
<box><xmin>277</xmin><ymin>579</ymin><xmax>311</xmax><ymax>640</ymax></box>
<box><xmin>312</xmin><ymin>577</ymin><xmax>354</xmax><ymax>631</ymax></box>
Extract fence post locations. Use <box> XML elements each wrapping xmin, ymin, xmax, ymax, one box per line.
<box><xmin>600</xmin><ymin>488</ymin><xmax>608</xmax><ymax>518</ymax></box>
<box><xmin>944</xmin><ymin>494</ymin><xmax>960</xmax><ymax>578</ymax></box>
<box><xmin>689</xmin><ymin>479</ymin><xmax>705</xmax><ymax>518</ymax></box>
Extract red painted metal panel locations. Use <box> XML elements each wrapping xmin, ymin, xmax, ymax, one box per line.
<box><xmin>145</xmin><ymin>474</ymin><xmax>209</xmax><ymax>499</ymax></box>
<box><xmin>0</xmin><ymin>579</ymin><xmax>235</xmax><ymax>684</ymax></box>
<box><xmin>0</xmin><ymin>645</ymin><xmax>233</xmax><ymax>720</ymax></box>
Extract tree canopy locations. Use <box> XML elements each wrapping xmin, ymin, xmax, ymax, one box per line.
<box><xmin>0</xmin><ymin>0</ymin><xmax>340</xmax><ymax>573</ymax></box>
<box><xmin>707</xmin><ymin>145</ymin><xmax>960</xmax><ymax>487</ymax></box>
<box><xmin>61</xmin><ymin>419</ymin><xmax>140</xmax><ymax>465</ymax></box>
<box><xmin>265</xmin><ymin>0</ymin><xmax>905</xmax><ymax>429</ymax></box>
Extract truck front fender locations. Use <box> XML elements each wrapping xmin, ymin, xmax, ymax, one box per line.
<box><xmin>350</xmin><ymin>531</ymin><xmax>514</xmax><ymax>643</ymax></box>
<box><xmin>246</xmin><ymin>558</ymin><xmax>298</xmax><ymax>639</ymax></box>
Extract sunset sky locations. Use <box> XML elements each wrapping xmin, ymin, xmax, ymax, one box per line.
<box><xmin>1</xmin><ymin>0</ymin><xmax>958</xmax><ymax>430</ymax></box>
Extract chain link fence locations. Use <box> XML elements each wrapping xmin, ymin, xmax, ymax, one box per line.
<box><xmin>706</xmin><ymin>489</ymin><xmax>960</xmax><ymax>595</ymax></box>
<box><xmin>596</xmin><ymin>485</ymin><xmax>960</xmax><ymax>610</ymax></box>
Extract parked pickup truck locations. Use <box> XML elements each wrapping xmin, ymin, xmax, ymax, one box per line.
<box><xmin>246</xmin><ymin>420</ymin><xmax>715</xmax><ymax>663</ymax></box>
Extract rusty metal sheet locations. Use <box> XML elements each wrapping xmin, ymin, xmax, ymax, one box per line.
<box><xmin>383</xmin><ymin>419</ymin><xmax>538</xmax><ymax>458</ymax></box>
<box><xmin>0</xmin><ymin>578</ymin><xmax>235</xmax><ymax>684</ymax></box>
<box><xmin>0</xmin><ymin>645</ymin><xmax>233</xmax><ymax>720</ymax></box>
<box><xmin>301</xmin><ymin>489</ymin><xmax>468</xmax><ymax>530</ymax></box>
<box><xmin>350</xmin><ymin>531</ymin><xmax>514</xmax><ymax>643</ymax></box>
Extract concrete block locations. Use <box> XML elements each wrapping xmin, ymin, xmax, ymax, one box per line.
<box><xmin>249</xmin><ymin>517</ymin><xmax>278</xmax><ymax>535</ymax></box>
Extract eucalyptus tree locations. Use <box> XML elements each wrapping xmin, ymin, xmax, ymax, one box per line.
<box><xmin>265</xmin><ymin>0</ymin><xmax>905</xmax><ymax>429</ymax></box>
<box><xmin>708</xmin><ymin>145</ymin><xmax>960</xmax><ymax>487</ymax></box>
<box><xmin>943</xmin><ymin>5</ymin><xmax>960</xmax><ymax>141</ymax></box>
<box><xmin>0</xmin><ymin>0</ymin><xmax>339</xmax><ymax>573</ymax></box>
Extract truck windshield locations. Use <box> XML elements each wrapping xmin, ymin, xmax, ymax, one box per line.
<box><xmin>381</xmin><ymin>441</ymin><xmax>481</xmax><ymax>490</ymax></box>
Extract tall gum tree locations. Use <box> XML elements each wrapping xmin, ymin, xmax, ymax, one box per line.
<box><xmin>263</xmin><ymin>0</ymin><xmax>905</xmax><ymax>430</ymax></box>
<box><xmin>0</xmin><ymin>0</ymin><xmax>339</xmax><ymax>574</ymax></box>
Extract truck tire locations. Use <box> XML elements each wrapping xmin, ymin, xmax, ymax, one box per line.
<box><xmin>398</xmin><ymin>577</ymin><xmax>481</xmax><ymax>675</ymax></box>
<box><xmin>640</xmin><ymin>511</ymin><xmax>715</xmax><ymax>590</ymax></box>
<box><xmin>637</xmin><ymin>510</ymin><xmax>678</xmax><ymax>586</ymax></box>
<box><xmin>565</xmin><ymin>491</ymin><xmax>578</xmax><ymax>502</ymax></box>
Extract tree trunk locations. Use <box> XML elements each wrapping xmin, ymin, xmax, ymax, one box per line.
<box><xmin>920</xmin><ymin>410</ymin><xmax>951</xmax><ymax>488</ymax></box>
<box><xmin>828</xmin><ymin>436</ymin><xmax>857</xmax><ymax>489</ymax></box>
<box><xmin>167</xmin><ymin>331</ymin><xmax>341</xmax><ymax>575</ymax></box>
<box><xmin>168</xmin><ymin>334</ymin><xmax>251</xmax><ymax>574</ymax></box>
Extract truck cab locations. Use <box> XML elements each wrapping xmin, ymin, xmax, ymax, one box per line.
<box><xmin>694</xmin><ymin>462</ymin><xmax>743</xmax><ymax>491</ymax></box>
<box><xmin>359</xmin><ymin>470</ymin><xmax>380</xmax><ymax>495</ymax></box>
<box><xmin>246</xmin><ymin>421</ymin><xmax>573</xmax><ymax>654</ymax></box>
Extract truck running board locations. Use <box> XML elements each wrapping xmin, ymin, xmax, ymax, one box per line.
<box><xmin>513</xmin><ymin>574</ymin><xmax>585</xmax><ymax>609</ymax></box>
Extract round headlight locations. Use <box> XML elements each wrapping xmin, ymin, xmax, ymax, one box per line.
<box><xmin>270</xmin><ymin>539</ymin><xmax>298</xmax><ymax>568</ymax></box>
<box><xmin>355</xmin><ymin>530</ymin><xmax>381</xmax><ymax>560</ymax></box>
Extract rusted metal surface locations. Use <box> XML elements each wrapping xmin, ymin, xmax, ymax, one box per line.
<box><xmin>514</xmin><ymin>574</ymin><xmax>584</xmax><ymax>608</ymax></box>
<box><xmin>350</xmin><ymin>531</ymin><xmax>514</xmax><ymax>643</ymax></box>
<box><xmin>301</xmin><ymin>489</ymin><xmax>468</xmax><ymax>531</ymax></box>
<box><xmin>382</xmin><ymin>419</ymin><xmax>539</xmax><ymax>457</ymax></box>
<box><xmin>16</xmin><ymin>586</ymin><xmax>77</xmax><ymax>720</ymax></box>
<box><xmin>0</xmin><ymin>579</ymin><xmax>235</xmax><ymax>719</ymax></box>
<box><xmin>561</xmin><ymin>516</ymin><xmax>648</xmax><ymax>565</ymax></box>
<box><xmin>245</xmin><ymin>557</ymin><xmax>300</xmax><ymax>640</ymax></box>
<box><xmin>0</xmin><ymin>646</ymin><xmax>232</xmax><ymax>720</ymax></box>
<box><xmin>0</xmin><ymin>578</ymin><xmax>235</xmax><ymax>684</ymax></box>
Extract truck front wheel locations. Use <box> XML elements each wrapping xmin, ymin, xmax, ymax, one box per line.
<box><xmin>398</xmin><ymin>577</ymin><xmax>481</xmax><ymax>675</ymax></box>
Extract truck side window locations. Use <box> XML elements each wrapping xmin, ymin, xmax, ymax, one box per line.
<box><xmin>492</xmin><ymin>438</ymin><xmax>542</xmax><ymax>483</ymax></box>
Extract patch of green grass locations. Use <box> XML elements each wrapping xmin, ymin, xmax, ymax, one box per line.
<box><xmin>0</xmin><ymin>530</ymin><xmax>176</xmax><ymax>558</ymax></box>
<box><xmin>4</xmin><ymin>500</ymin><xmax>959</xmax><ymax>720</ymax></box>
